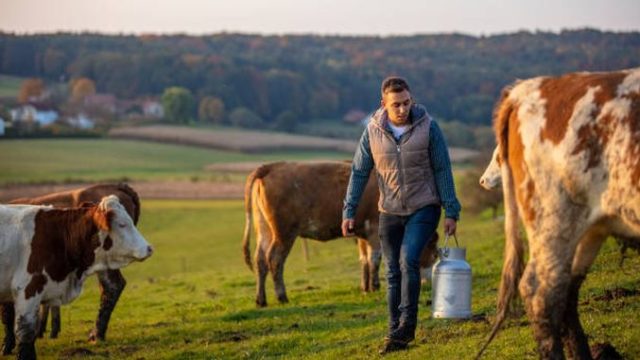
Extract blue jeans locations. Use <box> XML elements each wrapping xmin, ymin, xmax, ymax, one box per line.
<box><xmin>379</xmin><ymin>205</ymin><xmax>441</xmax><ymax>338</ymax></box>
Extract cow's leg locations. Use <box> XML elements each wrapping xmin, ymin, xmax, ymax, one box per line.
<box><xmin>520</xmin><ymin>234</ymin><xmax>575</xmax><ymax>360</ymax></box>
<box><xmin>89</xmin><ymin>269</ymin><xmax>126</xmax><ymax>342</ymax></box>
<box><xmin>562</xmin><ymin>229</ymin><xmax>607</xmax><ymax>360</ymax></box>
<box><xmin>366</xmin><ymin>230</ymin><xmax>382</xmax><ymax>292</ymax></box>
<box><xmin>36</xmin><ymin>305</ymin><xmax>48</xmax><ymax>338</ymax></box>
<box><xmin>562</xmin><ymin>275</ymin><xmax>589</xmax><ymax>360</ymax></box>
<box><xmin>357</xmin><ymin>238</ymin><xmax>371</xmax><ymax>292</ymax></box>
<box><xmin>1</xmin><ymin>302</ymin><xmax>16</xmax><ymax>355</ymax></box>
<box><xmin>255</xmin><ymin>246</ymin><xmax>269</xmax><ymax>307</ymax></box>
<box><xmin>14</xmin><ymin>296</ymin><xmax>40</xmax><ymax>360</ymax></box>
<box><xmin>267</xmin><ymin>234</ymin><xmax>296</xmax><ymax>304</ymax></box>
<box><xmin>254</xmin><ymin>206</ymin><xmax>272</xmax><ymax>307</ymax></box>
<box><xmin>49</xmin><ymin>306</ymin><xmax>60</xmax><ymax>339</ymax></box>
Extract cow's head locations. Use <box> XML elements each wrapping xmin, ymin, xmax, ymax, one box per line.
<box><xmin>92</xmin><ymin>195</ymin><xmax>153</xmax><ymax>270</ymax></box>
<box><xmin>479</xmin><ymin>147</ymin><xmax>502</xmax><ymax>190</ymax></box>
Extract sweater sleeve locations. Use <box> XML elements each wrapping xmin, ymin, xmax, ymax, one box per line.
<box><xmin>343</xmin><ymin>129</ymin><xmax>374</xmax><ymax>220</ymax></box>
<box><xmin>429</xmin><ymin>121</ymin><xmax>462</xmax><ymax>220</ymax></box>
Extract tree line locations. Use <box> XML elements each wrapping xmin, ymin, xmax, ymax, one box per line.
<box><xmin>1</xmin><ymin>29</ymin><xmax>638</xmax><ymax>128</ymax></box>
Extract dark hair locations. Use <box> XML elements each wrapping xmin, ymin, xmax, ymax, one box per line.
<box><xmin>381</xmin><ymin>76</ymin><xmax>410</xmax><ymax>97</ymax></box>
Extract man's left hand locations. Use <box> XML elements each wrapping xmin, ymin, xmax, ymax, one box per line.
<box><xmin>444</xmin><ymin>218</ymin><xmax>457</xmax><ymax>236</ymax></box>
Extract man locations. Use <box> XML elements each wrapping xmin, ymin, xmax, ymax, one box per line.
<box><xmin>342</xmin><ymin>76</ymin><xmax>460</xmax><ymax>354</ymax></box>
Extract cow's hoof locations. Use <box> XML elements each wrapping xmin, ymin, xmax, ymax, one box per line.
<box><xmin>16</xmin><ymin>342</ymin><xmax>36</xmax><ymax>360</ymax></box>
<box><xmin>87</xmin><ymin>329</ymin><xmax>104</xmax><ymax>343</ymax></box>
<box><xmin>277</xmin><ymin>295</ymin><xmax>289</xmax><ymax>304</ymax></box>
<box><xmin>360</xmin><ymin>284</ymin><xmax>369</xmax><ymax>293</ymax></box>
<box><xmin>256</xmin><ymin>299</ymin><xmax>267</xmax><ymax>308</ymax></box>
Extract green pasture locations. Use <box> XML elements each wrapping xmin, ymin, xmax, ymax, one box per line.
<box><xmin>0</xmin><ymin>139</ymin><xmax>350</xmax><ymax>185</ymax></box>
<box><xmin>3</xmin><ymin>199</ymin><xmax>637</xmax><ymax>359</ymax></box>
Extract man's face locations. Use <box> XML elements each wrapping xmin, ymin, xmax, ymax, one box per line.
<box><xmin>381</xmin><ymin>90</ymin><xmax>412</xmax><ymax>126</ymax></box>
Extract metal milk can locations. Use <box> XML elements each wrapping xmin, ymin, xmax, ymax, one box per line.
<box><xmin>431</xmin><ymin>234</ymin><xmax>472</xmax><ymax>319</ymax></box>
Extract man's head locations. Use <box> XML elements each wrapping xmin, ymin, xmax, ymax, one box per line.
<box><xmin>380</xmin><ymin>76</ymin><xmax>413</xmax><ymax>126</ymax></box>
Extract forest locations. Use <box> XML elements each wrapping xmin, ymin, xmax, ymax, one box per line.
<box><xmin>1</xmin><ymin>29</ymin><xmax>639</xmax><ymax>127</ymax></box>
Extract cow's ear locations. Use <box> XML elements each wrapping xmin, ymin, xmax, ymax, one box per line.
<box><xmin>93</xmin><ymin>208</ymin><xmax>113</xmax><ymax>231</ymax></box>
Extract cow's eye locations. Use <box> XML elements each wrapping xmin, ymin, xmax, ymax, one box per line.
<box><xmin>118</xmin><ymin>222</ymin><xmax>127</xmax><ymax>228</ymax></box>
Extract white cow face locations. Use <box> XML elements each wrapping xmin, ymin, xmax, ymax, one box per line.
<box><xmin>479</xmin><ymin>147</ymin><xmax>502</xmax><ymax>190</ymax></box>
<box><xmin>93</xmin><ymin>195</ymin><xmax>153</xmax><ymax>270</ymax></box>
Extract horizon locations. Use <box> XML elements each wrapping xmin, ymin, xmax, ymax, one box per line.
<box><xmin>1</xmin><ymin>27</ymin><xmax>637</xmax><ymax>39</ymax></box>
<box><xmin>2</xmin><ymin>0</ymin><xmax>639</xmax><ymax>37</ymax></box>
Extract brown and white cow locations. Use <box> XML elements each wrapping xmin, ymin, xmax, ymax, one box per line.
<box><xmin>242</xmin><ymin>161</ymin><xmax>383</xmax><ymax>307</ymax></box>
<box><xmin>1</xmin><ymin>183</ymin><xmax>140</xmax><ymax>352</ymax></box>
<box><xmin>0</xmin><ymin>195</ymin><xmax>152</xmax><ymax>360</ymax></box>
<box><xmin>479</xmin><ymin>147</ymin><xmax>502</xmax><ymax>190</ymax></box>
<box><xmin>478</xmin><ymin>68</ymin><xmax>640</xmax><ymax>359</ymax></box>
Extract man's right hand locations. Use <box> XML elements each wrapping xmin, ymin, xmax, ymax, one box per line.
<box><xmin>341</xmin><ymin>219</ymin><xmax>355</xmax><ymax>237</ymax></box>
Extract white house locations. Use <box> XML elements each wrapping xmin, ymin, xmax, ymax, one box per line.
<box><xmin>67</xmin><ymin>113</ymin><xmax>95</xmax><ymax>129</ymax></box>
<box><xmin>142</xmin><ymin>100</ymin><xmax>164</xmax><ymax>118</ymax></box>
<box><xmin>10</xmin><ymin>104</ymin><xmax>59</xmax><ymax>126</ymax></box>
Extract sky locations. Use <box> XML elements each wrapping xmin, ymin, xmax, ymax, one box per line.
<box><xmin>1</xmin><ymin>0</ymin><xmax>639</xmax><ymax>36</ymax></box>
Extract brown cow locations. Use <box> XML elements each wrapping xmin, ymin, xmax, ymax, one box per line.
<box><xmin>1</xmin><ymin>183</ymin><xmax>140</xmax><ymax>355</ymax></box>
<box><xmin>478</xmin><ymin>68</ymin><xmax>640</xmax><ymax>359</ymax></box>
<box><xmin>242</xmin><ymin>161</ymin><xmax>382</xmax><ymax>307</ymax></box>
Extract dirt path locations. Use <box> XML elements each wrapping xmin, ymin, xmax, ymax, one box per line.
<box><xmin>0</xmin><ymin>181</ymin><xmax>245</xmax><ymax>202</ymax></box>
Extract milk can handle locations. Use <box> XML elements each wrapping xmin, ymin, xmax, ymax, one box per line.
<box><xmin>443</xmin><ymin>233</ymin><xmax>460</xmax><ymax>249</ymax></box>
<box><xmin>440</xmin><ymin>234</ymin><xmax>460</xmax><ymax>259</ymax></box>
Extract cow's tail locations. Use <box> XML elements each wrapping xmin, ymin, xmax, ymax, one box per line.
<box><xmin>242</xmin><ymin>164</ymin><xmax>274</xmax><ymax>272</ymax></box>
<box><xmin>117</xmin><ymin>183</ymin><xmax>141</xmax><ymax>224</ymax></box>
<box><xmin>476</xmin><ymin>88</ymin><xmax>525</xmax><ymax>360</ymax></box>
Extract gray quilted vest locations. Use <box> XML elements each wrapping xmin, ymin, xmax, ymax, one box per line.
<box><xmin>367</xmin><ymin>105</ymin><xmax>441</xmax><ymax>215</ymax></box>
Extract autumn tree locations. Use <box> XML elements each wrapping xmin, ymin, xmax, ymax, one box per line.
<box><xmin>161</xmin><ymin>87</ymin><xmax>195</xmax><ymax>123</ymax></box>
<box><xmin>273</xmin><ymin>110</ymin><xmax>298</xmax><ymax>132</ymax></box>
<box><xmin>198</xmin><ymin>96</ymin><xmax>225</xmax><ymax>124</ymax></box>
<box><xmin>70</xmin><ymin>77</ymin><xmax>96</xmax><ymax>103</ymax></box>
<box><xmin>229</xmin><ymin>107</ymin><xmax>264</xmax><ymax>128</ymax></box>
<box><xmin>18</xmin><ymin>78</ymin><xmax>44</xmax><ymax>103</ymax></box>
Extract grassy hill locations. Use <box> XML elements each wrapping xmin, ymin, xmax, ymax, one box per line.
<box><xmin>6</xmin><ymin>199</ymin><xmax>637</xmax><ymax>359</ymax></box>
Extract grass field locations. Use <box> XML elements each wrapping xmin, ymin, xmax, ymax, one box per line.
<box><xmin>2</xmin><ymin>200</ymin><xmax>637</xmax><ymax>359</ymax></box>
<box><xmin>0</xmin><ymin>139</ymin><xmax>351</xmax><ymax>185</ymax></box>
<box><xmin>1</xmin><ymin>139</ymin><xmax>638</xmax><ymax>359</ymax></box>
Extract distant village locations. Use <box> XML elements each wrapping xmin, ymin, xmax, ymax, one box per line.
<box><xmin>0</xmin><ymin>77</ymin><xmax>164</xmax><ymax>137</ymax></box>
<box><xmin>0</xmin><ymin>76</ymin><xmax>374</xmax><ymax>139</ymax></box>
